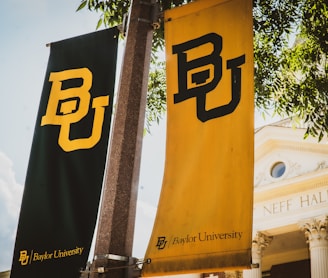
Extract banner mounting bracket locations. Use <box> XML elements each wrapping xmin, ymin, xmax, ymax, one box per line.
<box><xmin>94</xmin><ymin>253</ymin><xmax>129</xmax><ymax>262</ymax></box>
<box><xmin>81</xmin><ymin>257</ymin><xmax>150</xmax><ymax>275</ymax></box>
<box><xmin>138</xmin><ymin>0</ymin><xmax>161</xmax><ymax>29</ymax></box>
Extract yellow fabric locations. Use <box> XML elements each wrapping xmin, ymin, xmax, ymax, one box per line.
<box><xmin>142</xmin><ymin>0</ymin><xmax>254</xmax><ymax>275</ymax></box>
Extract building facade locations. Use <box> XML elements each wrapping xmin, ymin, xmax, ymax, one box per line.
<box><xmin>243</xmin><ymin>120</ymin><xmax>328</xmax><ymax>278</ymax></box>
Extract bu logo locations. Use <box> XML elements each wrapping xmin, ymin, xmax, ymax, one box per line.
<box><xmin>156</xmin><ymin>236</ymin><xmax>167</xmax><ymax>250</ymax></box>
<box><xmin>41</xmin><ymin>68</ymin><xmax>109</xmax><ymax>152</ymax></box>
<box><xmin>173</xmin><ymin>33</ymin><xmax>245</xmax><ymax>122</ymax></box>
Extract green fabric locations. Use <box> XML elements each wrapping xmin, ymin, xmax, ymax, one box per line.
<box><xmin>11</xmin><ymin>27</ymin><xmax>118</xmax><ymax>278</ymax></box>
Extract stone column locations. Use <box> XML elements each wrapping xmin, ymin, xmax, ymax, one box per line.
<box><xmin>90</xmin><ymin>0</ymin><xmax>155</xmax><ymax>277</ymax></box>
<box><xmin>300</xmin><ymin>215</ymin><xmax>328</xmax><ymax>278</ymax></box>
<box><xmin>243</xmin><ymin>232</ymin><xmax>272</xmax><ymax>278</ymax></box>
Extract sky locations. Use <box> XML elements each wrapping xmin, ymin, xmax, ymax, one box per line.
<box><xmin>0</xmin><ymin>0</ymin><xmax>167</xmax><ymax>271</ymax></box>
<box><xmin>0</xmin><ymin>0</ymin><xmax>278</xmax><ymax>272</ymax></box>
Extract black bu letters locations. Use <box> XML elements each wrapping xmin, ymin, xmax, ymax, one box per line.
<box><xmin>172</xmin><ymin>33</ymin><xmax>245</xmax><ymax>122</ymax></box>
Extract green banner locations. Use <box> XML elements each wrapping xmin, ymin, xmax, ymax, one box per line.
<box><xmin>11</xmin><ymin>27</ymin><xmax>118</xmax><ymax>277</ymax></box>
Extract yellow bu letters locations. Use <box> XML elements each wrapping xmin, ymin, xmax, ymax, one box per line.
<box><xmin>41</xmin><ymin>68</ymin><xmax>109</xmax><ymax>152</ymax></box>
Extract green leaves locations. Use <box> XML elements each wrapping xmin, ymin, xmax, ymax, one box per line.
<box><xmin>268</xmin><ymin>0</ymin><xmax>328</xmax><ymax>141</ymax></box>
<box><xmin>76</xmin><ymin>0</ymin><xmax>130</xmax><ymax>29</ymax></box>
<box><xmin>145</xmin><ymin>61</ymin><xmax>167</xmax><ymax>133</ymax></box>
<box><xmin>76</xmin><ymin>0</ymin><xmax>87</xmax><ymax>11</ymax></box>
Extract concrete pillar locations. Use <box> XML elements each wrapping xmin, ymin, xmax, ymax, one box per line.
<box><xmin>300</xmin><ymin>215</ymin><xmax>328</xmax><ymax>278</ymax></box>
<box><xmin>90</xmin><ymin>0</ymin><xmax>154</xmax><ymax>277</ymax></box>
<box><xmin>243</xmin><ymin>232</ymin><xmax>272</xmax><ymax>278</ymax></box>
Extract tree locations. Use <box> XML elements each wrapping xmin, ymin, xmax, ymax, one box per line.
<box><xmin>77</xmin><ymin>0</ymin><xmax>328</xmax><ymax>139</ymax></box>
<box><xmin>254</xmin><ymin>0</ymin><xmax>328</xmax><ymax>140</ymax></box>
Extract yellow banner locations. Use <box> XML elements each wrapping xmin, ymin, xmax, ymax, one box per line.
<box><xmin>142</xmin><ymin>0</ymin><xmax>254</xmax><ymax>276</ymax></box>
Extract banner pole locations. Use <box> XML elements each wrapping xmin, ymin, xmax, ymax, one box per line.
<box><xmin>89</xmin><ymin>0</ymin><xmax>156</xmax><ymax>277</ymax></box>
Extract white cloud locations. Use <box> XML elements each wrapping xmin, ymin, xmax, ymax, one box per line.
<box><xmin>0</xmin><ymin>152</ymin><xmax>23</xmax><ymax>271</ymax></box>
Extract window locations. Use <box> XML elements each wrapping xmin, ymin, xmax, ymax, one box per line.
<box><xmin>271</xmin><ymin>161</ymin><xmax>286</xmax><ymax>178</ymax></box>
